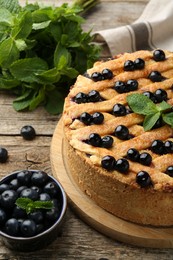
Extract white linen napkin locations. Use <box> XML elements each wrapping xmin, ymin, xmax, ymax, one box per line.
<box><xmin>93</xmin><ymin>0</ymin><xmax>173</xmax><ymax>56</ymax></box>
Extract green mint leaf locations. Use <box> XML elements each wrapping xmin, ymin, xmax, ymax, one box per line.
<box><xmin>0</xmin><ymin>8</ymin><xmax>14</xmax><ymax>26</ymax></box>
<box><xmin>0</xmin><ymin>37</ymin><xmax>19</xmax><ymax>68</ymax></box>
<box><xmin>0</xmin><ymin>0</ymin><xmax>20</xmax><ymax>14</ymax></box>
<box><xmin>26</xmin><ymin>203</ymin><xmax>35</xmax><ymax>214</ymax></box>
<box><xmin>11</xmin><ymin>11</ymin><xmax>32</xmax><ymax>39</ymax></box>
<box><xmin>33</xmin><ymin>200</ymin><xmax>53</xmax><ymax>210</ymax></box>
<box><xmin>32</xmin><ymin>7</ymin><xmax>53</xmax><ymax>23</ymax></box>
<box><xmin>13</xmin><ymin>88</ymin><xmax>33</xmax><ymax>111</ymax></box>
<box><xmin>45</xmin><ymin>89</ymin><xmax>64</xmax><ymax>114</ymax></box>
<box><xmin>10</xmin><ymin>57</ymin><xmax>48</xmax><ymax>82</ymax></box>
<box><xmin>15</xmin><ymin>39</ymin><xmax>27</xmax><ymax>51</ymax></box>
<box><xmin>0</xmin><ymin>77</ymin><xmax>19</xmax><ymax>89</ymax></box>
<box><xmin>13</xmin><ymin>98</ymin><xmax>32</xmax><ymax>111</ymax></box>
<box><xmin>54</xmin><ymin>43</ymin><xmax>71</xmax><ymax>68</ymax></box>
<box><xmin>157</xmin><ymin>100</ymin><xmax>172</xmax><ymax>111</ymax></box>
<box><xmin>36</xmin><ymin>67</ymin><xmax>61</xmax><ymax>84</ymax></box>
<box><xmin>143</xmin><ymin>112</ymin><xmax>161</xmax><ymax>131</ymax></box>
<box><xmin>32</xmin><ymin>20</ymin><xmax>51</xmax><ymax>30</ymax></box>
<box><xmin>16</xmin><ymin>197</ymin><xmax>33</xmax><ymax>210</ymax></box>
<box><xmin>127</xmin><ymin>93</ymin><xmax>158</xmax><ymax>115</ymax></box>
<box><xmin>162</xmin><ymin>112</ymin><xmax>173</xmax><ymax>127</ymax></box>
<box><xmin>0</xmin><ymin>1</ymin><xmax>100</xmax><ymax>115</ymax></box>
<box><xmin>15</xmin><ymin>197</ymin><xmax>53</xmax><ymax>214</ymax></box>
<box><xmin>49</xmin><ymin>23</ymin><xmax>62</xmax><ymax>42</ymax></box>
<box><xmin>29</xmin><ymin>87</ymin><xmax>45</xmax><ymax>111</ymax></box>
<box><xmin>61</xmin><ymin>67</ymin><xmax>78</xmax><ymax>79</ymax></box>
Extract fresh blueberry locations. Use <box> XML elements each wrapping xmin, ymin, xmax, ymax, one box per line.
<box><xmin>126</xmin><ymin>79</ymin><xmax>138</xmax><ymax>91</ymax></box>
<box><xmin>39</xmin><ymin>193</ymin><xmax>51</xmax><ymax>201</ymax></box>
<box><xmin>127</xmin><ymin>148</ymin><xmax>140</xmax><ymax>162</ymax></box>
<box><xmin>9</xmin><ymin>178</ymin><xmax>20</xmax><ymax>190</ymax></box>
<box><xmin>44</xmin><ymin>208</ymin><xmax>60</xmax><ymax>222</ymax></box>
<box><xmin>101</xmin><ymin>155</ymin><xmax>116</xmax><ymax>171</ymax></box>
<box><xmin>20</xmin><ymin>219</ymin><xmax>36</xmax><ymax>237</ymax></box>
<box><xmin>92</xmin><ymin>112</ymin><xmax>104</xmax><ymax>124</ymax></box>
<box><xmin>101</xmin><ymin>136</ymin><xmax>114</xmax><ymax>148</ymax></box>
<box><xmin>113</xmin><ymin>104</ymin><xmax>127</xmax><ymax>116</ymax></box>
<box><xmin>153</xmin><ymin>49</ymin><xmax>166</xmax><ymax>61</ymax></box>
<box><xmin>139</xmin><ymin>152</ymin><xmax>152</xmax><ymax>166</ymax></box>
<box><xmin>0</xmin><ymin>184</ymin><xmax>10</xmax><ymax>194</ymax></box>
<box><xmin>0</xmin><ymin>147</ymin><xmax>8</xmax><ymax>163</ymax></box>
<box><xmin>17</xmin><ymin>185</ymin><xmax>28</xmax><ymax>195</ymax></box>
<box><xmin>31</xmin><ymin>185</ymin><xmax>42</xmax><ymax>195</ymax></box>
<box><xmin>154</xmin><ymin>88</ymin><xmax>167</xmax><ymax>102</ymax></box>
<box><xmin>0</xmin><ymin>190</ymin><xmax>18</xmax><ymax>208</ymax></box>
<box><xmin>28</xmin><ymin>210</ymin><xmax>44</xmax><ymax>224</ymax></box>
<box><xmin>124</xmin><ymin>60</ymin><xmax>135</xmax><ymax>71</ymax></box>
<box><xmin>43</xmin><ymin>182</ymin><xmax>60</xmax><ymax>197</ymax></box>
<box><xmin>12</xmin><ymin>206</ymin><xmax>27</xmax><ymax>219</ymax></box>
<box><xmin>88</xmin><ymin>133</ymin><xmax>102</xmax><ymax>147</ymax></box>
<box><xmin>74</xmin><ymin>92</ymin><xmax>88</xmax><ymax>104</ymax></box>
<box><xmin>151</xmin><ymin>140</ymin><xmax>165</xmax><ymax>154</ymax></box>
<box><xmin>17</xmin><ymin>170</ymin><xmax>32</xmax><ymax>185</ymax></box>
<box><xmin>102</xmin><ymin>68</ymin><xmax>113</xmax><ymax>79</ymax></box>
<box><xmin>114</xmin><ymin>81</ymin><xmax>127</xmax><ymax>93</ymax></box>
<box><xmin>0</xmin><ymin>208</ymin><xmax>7</xmax><ymax>226</ymax></box>
<box><xmin>5</xmin><ymin>218</ymin><xmax>19</xmax><ymax>236</ymax></box>
<box><xmin>20</xmin><ymin>188</ymin><xmax>39</xmax><ymax>201</ymax></box>
<box><xmin>88</xmin><ymin>90</ymin><xmax>101</xmax><ymax>102</ymax></box>
<box><xmin>91</xmin><ymin>72</ymin><xmax>103</xmax><ymax>82</ymax></box>
<box><xmin>31</xmin><ymin>171</ymin><xmax>48</xmax><ymax>186</ymax></box>
<box><xmin>148</xmin><ymin>71</ymin><xmax>164</xmax><ymax>82</ymax></box>
<box><xmin>115</xmin><ymin>158</ymin><xmax>129</xmax><ymax>173</ymax></box>
<box><xmin>164</xmin><ymin>140</ymin><xmax>173</xmax><ymax>153</ymax></box>
<box><xmin>80</xmin><ymin>112</ymin><xmax>92</xmax><ymax>125</ymax></box>
<box><xmin>21</xmin><ymin>125</ymin><xmax>36</xmax><ymax>140</ymax></box>
<box><xmin>36</xmin><ymin>223</ymin><xmax>44</xmax><ymax>234</ymax></box>
<box><xmin>114</xmin><ymin>125</ymin><xmax>130</xmax><ymax>140</ymax></box>
<box><xmin>142</xmin><ymin>91</ymin><xmax>157</xmax><ymax>103</ymax></box>
<box><xmin>136</xmin><ymin>171</ymin><xmax>152</xmax><ymax>188</ymax></box>
<box><xmin>134</xmin><ymin>58</ymin><xmax>145</xmax><ymax>70</ymax></box>
<box><xmin>165</xmin><ymin>166</ymin><xmax>173</xmax><ymax>177</ymax></box>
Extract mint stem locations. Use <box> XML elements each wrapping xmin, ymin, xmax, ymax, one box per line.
<box><xmin>73</xmin><ymin>0</ymin><xmax>100</xmax><ymax>15</ymax></box>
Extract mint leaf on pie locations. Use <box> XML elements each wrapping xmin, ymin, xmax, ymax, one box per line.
<box><xmin>162</xmin><ymin>112</ymin><xmax>173</xmax><ymax>127</ymax></box>
<box><xmin>127</xmin><ymin>93</ymin><xmax>158</xmax><ymax>115</ymax></box>
<box><xmin>143</xmin><ymin>112</ymin><xmax>160</xmax><ymax>131</ymax></box>
<box><xmin>127</xmin><ymin>93</ymin><xmax>173</xmax><ymax>131</ymax></box>
<box><xmin>157</xmin><ymin>100</ymin><xmax>172</xmax><ymax>111</ymax></box>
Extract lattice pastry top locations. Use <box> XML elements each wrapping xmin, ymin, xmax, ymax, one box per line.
<box><xmin>63</xmin><ymin>49</ymin><xmax>173</xmax><ymax>192</ymax></box>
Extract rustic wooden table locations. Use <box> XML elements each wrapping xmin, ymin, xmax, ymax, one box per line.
<box><xmin>1</xmin><ymin>0</ymin><xmax>173</xmax><ymax>259</ymax></box>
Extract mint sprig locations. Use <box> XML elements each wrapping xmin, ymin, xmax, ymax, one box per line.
<box><xmin>127</xmin><ymin>93</ymin><xmax>173</xmax><ymax>131</ymax></box>
<box><xmin>0</xmin><ymin>0</ymin><xmax>100</xmax><ymax>115</ymax></box>
<box><xmin>16</xmin><ymin>197</ymin><xmax>53</xmax><ymax>214</ymax></box>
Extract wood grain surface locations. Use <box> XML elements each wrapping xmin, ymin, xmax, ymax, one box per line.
<box><xmin>2</xmin><ymin>0</ymin><xmax>173</xmax><ymax>259</ymax></box>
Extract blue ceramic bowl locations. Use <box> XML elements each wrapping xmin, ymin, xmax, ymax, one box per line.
<box><xmin>0</xmin><ymin>170</ymin><xmax>67</xmax><ymax>251</ymax></box>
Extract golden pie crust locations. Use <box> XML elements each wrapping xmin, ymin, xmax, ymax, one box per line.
<box><xmin>63</xmin><ymin>50</ymin><xmax>173</xmax><ymax>226</ymax></box>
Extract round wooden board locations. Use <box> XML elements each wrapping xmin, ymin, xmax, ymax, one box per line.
<box><xmin>50</xmin><ymin>119</ymin><xmax>173</xmax><ymax>248</ymax></box>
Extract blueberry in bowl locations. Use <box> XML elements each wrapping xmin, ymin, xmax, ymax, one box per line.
<box><xmin>0</xmin><ymin>170</ymin><xmax>67</xmax><ymax>251</ymax></box>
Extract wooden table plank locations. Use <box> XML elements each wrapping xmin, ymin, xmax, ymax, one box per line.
<box><xmin>1</xmin><ymin>0</ymin><xmax>173</xmax><ymax>259</ymax></box>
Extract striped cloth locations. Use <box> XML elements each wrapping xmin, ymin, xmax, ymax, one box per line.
<box><xmin>94</xmin><ymin>0</ymin><xmax>173</xmax><ymax>56</ymax></box>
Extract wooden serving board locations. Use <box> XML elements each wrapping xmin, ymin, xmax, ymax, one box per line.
<box><xmin>50</xmin><ymin>119</ymin><xmax>173</xmax><ymax>248</ymax></box>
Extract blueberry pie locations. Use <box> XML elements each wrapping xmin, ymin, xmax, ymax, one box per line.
<box><xmin>63</xmin><ymin>49</ymin><xmax>173</xmax><ymax>226</ymax></box>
